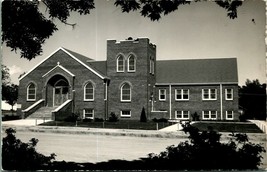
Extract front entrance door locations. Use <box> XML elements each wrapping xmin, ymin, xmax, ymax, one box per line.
<box><xmin>54</xmin><ymin>86</ymin><xmax>69</xmax><ymax>106</ymax></box>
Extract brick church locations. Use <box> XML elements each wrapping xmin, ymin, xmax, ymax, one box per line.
<box><xmin>17</xmin><ymin>38</ymin><xmax>239</xmax><ymax>121</ymax></box>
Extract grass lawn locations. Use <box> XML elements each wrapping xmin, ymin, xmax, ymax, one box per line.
<box><xmin>40</xmin><ymin>120</ymin><xmax>173</xmax><ymax>130</ymax></box>
<box><xmin>192</xmin><ymin>121</ymin><xmax>263</xmax><ymax>133</ymax></box>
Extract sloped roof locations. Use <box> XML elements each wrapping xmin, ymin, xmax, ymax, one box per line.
<box><xmin>19</xmin><ymin>47</ymin><xmax>107</xmax><ymax>81</ymax></box>
<box><xmin>63</xmin><ymin>48</ymin><xmax>94</xmax><ymax>63</ymax></box>
<box><xmin>156</xmin><ymin>58</ymin><xmax>238</xmax><ymax>84</ymax></box>
<box><xmin>87</xmin><ymin>61</ymin><xmax>107</xmax><ymax>75</ymax></box>
<box><xmin>63</xmin><ymin>48</ymin><xmax>107</xmax><ymax>76</ymax></box>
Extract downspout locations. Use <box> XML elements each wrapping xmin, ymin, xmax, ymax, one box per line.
<box><xmin>169</xmin><ymin>84</ymin><xmax>172</xmax><ymax>119</ymax></box>
<box><xmin>220</xmin><ymin>84</ymin><xmax>223</xmax><ymax>120</ymax></box>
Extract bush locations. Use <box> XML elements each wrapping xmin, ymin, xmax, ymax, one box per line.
<box><xmin>152</xmin><ymin>118</ymin><xmax>168</xmax><ymax>123</ymax></box>
<box><xmin>144</xmin><ymin>122</ymin><xmax>266</xmax><ymax>170</ymax></box>
<box><xmin>95</xmin><ymin>118</ymin><xmax>104</xmax><ymax>122</ymax></box>
<box><xmin>108</xmin><ymin>112</ymin><xmax>118</xmax><ymax>122</ymax></box>
<box><xmin>2</xmin><ymin>115</ymin><xmax>21</xmax><ymax>121</ymax></box>
<box><xmin>191</xmin><ymin>112</ymin><xmax>199</xmax><ymax>121</ymax></box>
<box><xmin>83</xmin><ymin>118</ymin><xmax>93</xmax><ymax>122</ymax></box>
<box><xmin>140</xmin><ymin>107</ymin><xmax>147</xmax><ymax>122</ymax></box>
<box><xmin>64</xmin><ymin>113</ymin><xmax>79</xmax><ymax>122</ymax></box>
<box><xmin>2</xmin><ymin>128</ymin><xmax>56</xmax><ymax>170</ymax></box>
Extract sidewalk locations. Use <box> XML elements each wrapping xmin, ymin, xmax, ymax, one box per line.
<box><xmin>2</xmin><ymin>119</ymin><xmax>188</xmax><ymax>139</ymax></box>
<box><xmin>2</xmin><ymin>119</ymin><xmax>52</xmax><ymax>126</ymax></box>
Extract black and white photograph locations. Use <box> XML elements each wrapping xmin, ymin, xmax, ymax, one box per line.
<box><xmin>2</xmin><ymin>0</ymin><xmax>267</xmax><ymax>170</ymax></box>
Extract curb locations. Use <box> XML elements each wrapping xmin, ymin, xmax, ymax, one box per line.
<box><xmin>2</xmin><ymin>125</ymin><xmax>266</xmax><ymax>141</ymax></box>
<box><xmin>1</xmin><ymin>125</ymin><xmax>189</xmax><ymax>139</ymax></box>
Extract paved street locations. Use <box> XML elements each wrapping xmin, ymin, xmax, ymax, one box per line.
<box><xmin>13</xmin><ymin>131</ymin><xmax>186</xmax><ymax>163</ymax></box>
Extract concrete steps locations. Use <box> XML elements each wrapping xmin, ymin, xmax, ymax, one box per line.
<box><xmin>27</xmin><ymin>107</ymin><xmax>56</xmax><ymax>120</ymax></box>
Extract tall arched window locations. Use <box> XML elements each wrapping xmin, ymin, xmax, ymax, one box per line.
<box><xmin>117</xmin><ymin>55</ymin><xmax>124</xmax><ymax>72</ymax></box>
<box><xmin>84</xmin><ymin>82</ymin><xmax>94</xmax><ymax>101</ymax></box>
<box><xmin>128</xmin><ymin>54</ymin><xmax>136</xmax><ymax>72</ymax></box>
<box><xmin>27</xmin><ymin>83</ymin><xmax>36</xmax><ymax>101</ymax></box>
<box><xmin>121</xmin><ymin>83</ymin><xmax>131</xmax><ymax>102</ymax></box>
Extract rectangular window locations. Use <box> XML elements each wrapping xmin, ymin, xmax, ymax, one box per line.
<box><xmin>159</xmin><ymin>89</ymin><xmax>166</xmax><ymax>101</ymax></box>
<box><xmin>202</xmin><ymin>111</ymin><xmax>217</xmax><ymax>120</ymax></box>
<box><xmin>175</xmin><ymin>89</ymin><xmax>189</xmax><ymax>101</ymax></box>
<box><xmin>202</xmin><ymin>89</ymin><xmax>217</xmax><ymax>100</ymax></box>
<box><xmin>225</xmin><ymin>89</ymin><xmax>233</xmax><ymax>100</ymax></box>
<box><xmin>175</xmin><ymin>111</ymin><xmax>190</xmax><ymax>120</ymax></box>
<box><xmin>226</xmin><ymin>111</ymin><xmax>234</xmax><ymax>120</ymax></box>
<box><xmin>83</xmin><ymin>109</ymin><xmax>94</xmax><ymax>119</ymax></box>
<box><xmin>121</xmin><ymin>110</ymin><xmax>131</xmax><ymax>117</ymax></box>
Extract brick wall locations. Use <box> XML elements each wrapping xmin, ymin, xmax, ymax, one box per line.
<box><xmin>106</xmin><ymin>38</ymin><xmax>156</xmax><ymax>120</ymax></box>
<box><xmin>153</xmin><ymin>84</ymin><xmax>239</xmax><ymax>120</ymax></box>
<box><xmin>18</xmin><ymin>49</ymin><xmax>106</xmax><ymax>120</ymax></box>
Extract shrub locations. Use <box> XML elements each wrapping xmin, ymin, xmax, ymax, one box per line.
<box><xmin>140</xmin><ymin>107</ymin><xmax>147</xmax><ymax>122</ymax></box>
<box><xmin>83</xmin><ymin>118</ymin><xmax>93</xmax><ymax>122</ymax></box>
<box><xmin>191</xmin><ymin>112</ymin><xmax>200</xmax><ymax>121</ymax></box>
<box><xmin>2</xmin><ymin>128</ymin><xmax>56</xmax><ymax>170</ymax></box>
<box><xmin>152</xmin><ymin>118</ymin><xmax>168</xmax><ymax>123</ymax></box>
<box><xmin>95</xmin><ymin>118</ymin><xmax>104</xmax><ymax>122</ymax></box>
<box><xmin>2</xmin><ymin>115</ymin><xmax>21</xmax><ymax>121</ymax></box>
<box><xmin>64</xmin><ymin>113</ymin><xmax>79</xmax><ymax>122</ymax></box>
<box><xmin>108</xmin><ymin>112</ymin><xmax>118</xmax><ymax>122</ymax></box>
<box><xmin>144</xmin><ymin>122</ymin><xmax>266</xmax><ymax>170</ymax></box>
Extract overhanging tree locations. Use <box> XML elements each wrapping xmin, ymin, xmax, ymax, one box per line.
<box><xmin>2</xmin><ymin>0</ymin><xmax>243</xmax><ymax>60</ymax></box>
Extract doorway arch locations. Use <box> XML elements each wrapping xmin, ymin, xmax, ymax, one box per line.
<box><xmin>46</xmin><ymin>74</ymin><xmax>70</xmax><ymax>107</ymax></box>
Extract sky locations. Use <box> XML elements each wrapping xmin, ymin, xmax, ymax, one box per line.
<box><xmin>2</xmin><ymin>0</ymin><xmax>266</xmax><ymax>88</ymax></box>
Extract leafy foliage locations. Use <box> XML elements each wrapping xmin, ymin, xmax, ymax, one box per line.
<box><xmin>144</xmin><ymin>122</ymin><xmax>266</xmax><ymax>170</ymax></box>
<box><xmin>115</xmin><ymin>0</ymin><xmax>242</xmax><ymax>21</ymax></box>
<box><xmin>3</xmin><ymin>0</ymin><xmax>243</xmax><ymax>60</ymax></box>
<box><xmin>140</xmin><ymin>107</ymin><xmax>147</xmax><ymax>122</ymax></box>
<box><xmin>108</xmin><ymin>112</ymin><xmax>119</xmax><ymax>122</ymax></box>
<box><xmin>2</xmin><ymin>0</ymin><xmax>94</xmax><ymax>60</ymax></box>
<box><xmin>239</xmin><ymin>79</ymin><xmax>266</xmax><ymax>120</ymax></box>
<box><xmin>2</xmin><ymin>84</ymin><xmax>18</xmax><ymax>111</ymax></box>
<box><xmin>2</xmin><ymin>64</ymin><xmax>11</xmax><ymax>86</ymax></box>
<box><xmin>2</xmin><ymin>128</ymin><xmax>56</xmax><ymax>170</ymax></box>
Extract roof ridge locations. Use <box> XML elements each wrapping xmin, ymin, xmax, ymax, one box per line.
<box><xmin>62</xmin><ymin>47</ymin><xmax>94</xmax><ymax>61</ymax></box>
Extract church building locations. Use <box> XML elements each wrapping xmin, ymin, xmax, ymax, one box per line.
<box><xmin>17</xmin><ymin>38</ymin><xmax>239</xmax><ymax>121</ymax></box>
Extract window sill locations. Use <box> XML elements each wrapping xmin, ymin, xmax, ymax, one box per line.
<box><xmin>121</xmin><ymin>100</ymin><xmax>131</xmax><ymax>103</ymax></box>
<box><xmin>175</xmin><ymin>99</ymin><xmax>189</xmax><ymax>102</ymax></box>
<box><xmin>202</xmin><ymin>99</ymin><xmax>217</xmax><ymax>101</ymax></box>
<box><xmin>84</xmin><ymin>99</ymin><xmax>94</xmax><ymax>102</ymax></box>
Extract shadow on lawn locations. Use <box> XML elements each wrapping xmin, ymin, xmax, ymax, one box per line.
<box><xmin>2</xmin><ymin>122</ymin><xmax>266</xmax><ymax>170</ymax></box>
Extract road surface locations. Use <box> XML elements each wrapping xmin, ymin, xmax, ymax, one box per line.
<box><xmin>12</xmin><ymin>131</ymin><xmax>186</xmax><ymax>163</ymax></box>
<box><xmin>3</xmin><ymin>130</ymin><xmax>266</xmax><ymax>169</ymax></box>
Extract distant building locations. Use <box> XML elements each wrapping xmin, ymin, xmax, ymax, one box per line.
<box><xmin>17</xmin><ymin>38</ymin><xmax>239</xmax><ymax>121</ymax></box>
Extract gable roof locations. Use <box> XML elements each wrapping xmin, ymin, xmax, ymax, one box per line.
<box><xmin>87</xmin><ymin>61</ymin><xmax>107</xmax><ymax>75</ymax></box>
<box><xmin>156</xmin><ymin>58</ymin><xmax>238</xmax><ymax>84</ymax></box>
<box><xmin>19</xmin><ymin>47</ymin><xmax>107</xmax><ymax>81</ymax></box>
<box><xmin>42</xmin><ymin>63</ymin><xmax>75</xmax><ymax>78</ymax></box>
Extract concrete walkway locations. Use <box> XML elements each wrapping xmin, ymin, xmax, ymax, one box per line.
<box><xmin>2</xmin><ymin>119</ymin><xmax>187</xmax><ymax>138</ymax></box>
<box><xmin>249</xmin><ymin>120</ymin><xmax>267</xmax><ymax>134</ymax></box>
<box><xmin>2</xmin><ymin>119</ymin><xmax>52</xmax><ymax>126</ymax></box>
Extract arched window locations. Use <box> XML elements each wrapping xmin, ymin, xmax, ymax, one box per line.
<box><xmin>121</xmin><ymin>83</ymin><xmax>131</xmax><ymax>102</ymax></box>
<box><xmin>128</xmin><ymin>54</ymin><xmax>136</xmax><ymax>72</ymax></box>
<box><xmin>27</xmin><ymin>83</ymin><xmax>36</xmax><ymax>101</ymax></box>
<box><xmin>117</xmin><ymin>55</ymin><xmax>124</xmax><ymax>72</ymax></box>
<box><xmin>84</xmin><ymin>82</ymin><xmax>94</xmax><ymax>101</ymax></box>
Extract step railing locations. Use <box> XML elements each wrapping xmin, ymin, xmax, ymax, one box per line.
<box><xmin>22</xmin><ymin>99</ymin><xmax>45</xmax><ymax>118</ymax></box>
<box><xmin>52</xmin><ymin>99</ymin><xmax>72</xmax><ymax>121</ymax></box>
